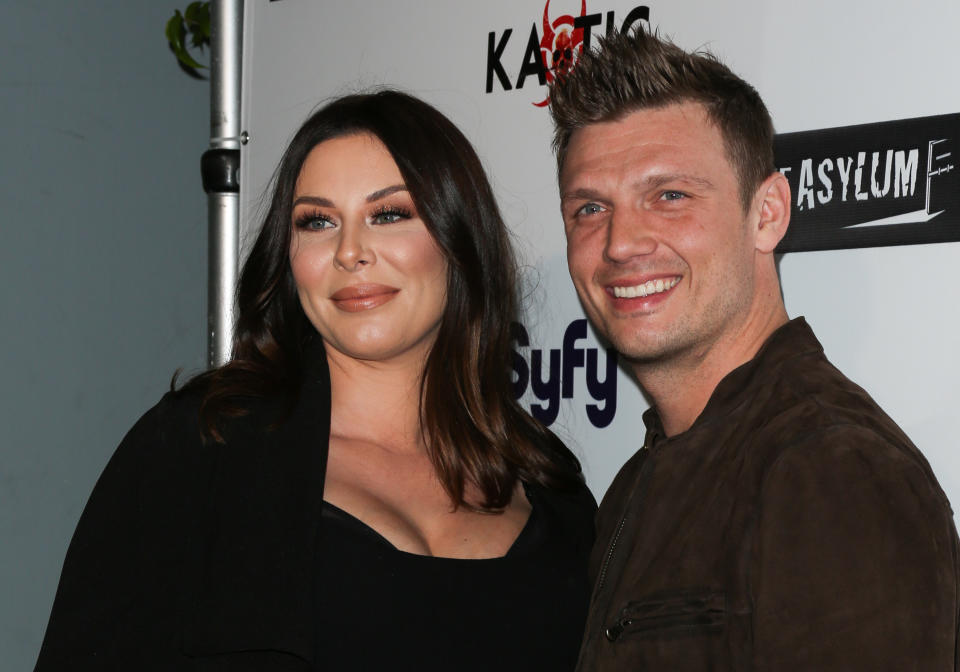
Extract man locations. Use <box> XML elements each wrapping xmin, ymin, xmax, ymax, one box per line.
<box><xmin>550</xmin><ymin>28</ymin><xmax>959</xmax><ymax>670</ymax></box>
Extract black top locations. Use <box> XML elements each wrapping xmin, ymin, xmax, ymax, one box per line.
<box><xmin>317</xmin><ymin>486</ymin><xmax>591</xmax><ymax>671</ymax></box>
<box><xmin>36</xmin><ymin>340</ymin><xmax>596</xmax><ymax>670</ymax></box>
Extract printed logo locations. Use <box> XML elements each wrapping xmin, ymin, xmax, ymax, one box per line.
<box><xmin>486</xmin><ymin>2</ymin><xmax>650</xmax><ymax>106</ymax></box>
<box><xmin>511</xmin><ymin>320</ymin><xmax>618</xmax><ymax>428</ymax></box>
<box><xmin>775</xmin><ymin>113</ymin><xmax>958</xmax><ymax>252</ymax></box>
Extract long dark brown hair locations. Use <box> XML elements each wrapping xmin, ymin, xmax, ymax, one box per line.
<box><xmin>181</xmin><ymin>90</ymin><xmax>582</xmax><ymax>510</ymax></box>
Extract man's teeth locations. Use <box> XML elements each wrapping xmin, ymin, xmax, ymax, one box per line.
<box><xmin>612</xmin><ymin>277</ymin><xmax>680</xmax><ymax>298</ymax></box>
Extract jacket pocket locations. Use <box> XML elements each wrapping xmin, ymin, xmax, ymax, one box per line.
<box><xmin>604</xmin><ymin>588</ymin><xmax>726</xmax><ymax>642</ymax></box>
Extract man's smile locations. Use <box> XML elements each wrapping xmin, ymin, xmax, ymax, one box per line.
<box><xmin>610</xmin><ymin>276</ymin><xmax>681</xmax><ymax>299</ymax></box>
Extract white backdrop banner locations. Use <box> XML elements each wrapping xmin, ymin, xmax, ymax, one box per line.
<box><xmin>240</xmin><ymin>0</ymin><xmax>960</xmax><ymax>507</ymax></box>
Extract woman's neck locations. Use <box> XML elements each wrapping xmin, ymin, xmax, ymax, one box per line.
<box><xmin>324</xmin><ymin>346</ymin><xmax>428</xmax><ymax>454</ymax></box>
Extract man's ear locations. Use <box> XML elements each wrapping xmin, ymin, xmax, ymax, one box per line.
<box><xmin>752</xmin><ymin>172</ymin><xmax>791</xmax><ymax>254</ymax></box>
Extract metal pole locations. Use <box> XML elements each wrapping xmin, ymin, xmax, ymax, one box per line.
<box><xmin>202</xmin><ymin>0</ymin><xmax>244</xmax><ymax>368</ymax></box>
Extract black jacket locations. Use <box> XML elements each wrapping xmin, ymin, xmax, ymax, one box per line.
<box><xmin>36</xmin><ymin>349</ymin><xmax>595</xmax><ymax>670</ymax></box>
<box><xmin>36</xmin><ymin>350</ymin><xmax>332</xmax><ymax>670</ymax></box>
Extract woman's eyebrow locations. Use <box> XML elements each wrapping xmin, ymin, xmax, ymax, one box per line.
<box><xmin>292</xmin><ymin>195</ymin><xmax>334</xmax><ymax>208</ymax></box>
<box><xmin>292</xmin><ymin>184</ymin><xmax>408</xmax><ymax>209</ymax></box>
<box><xmin>366</xmin><ymin>184</ymin><xmax>408</xmax><ymax>202</ymax></box>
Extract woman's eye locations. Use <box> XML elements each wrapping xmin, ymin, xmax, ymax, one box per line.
<box><xmin>373</xmin><ymin>212</ymin><xmax>403</xmax><ymax>224</ymax></box>
<box><xmin>295</xmin><ymin>214</ymin><xmax>335</xmax><ymax>231</ymax></box>
<box><xmin>371</xmin><ymin>207</ymin><xmax>412</xmax><ymax>225</ymax></box>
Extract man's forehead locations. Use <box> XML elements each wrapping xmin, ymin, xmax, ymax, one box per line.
<box><xmin>560</xmin><ymin>103</ymin><xmax>725</xmax><ymax>190</ymax></box>
<box><xmin>567</xmin><ymin>103</ymin><xmax>717</xmax><ymax>155</ymax></box>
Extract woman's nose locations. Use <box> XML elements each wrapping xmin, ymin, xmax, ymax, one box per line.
<box><xmin>333</xmin><ymin>221</ymin><xmax>376</xmax><ymax>271</ymax></box>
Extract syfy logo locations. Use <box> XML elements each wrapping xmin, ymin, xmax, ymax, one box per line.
<box><xmin>486</xmin><ymin>1</ymin><xmax>650</xmax><ymax>106</ymax></box>
<box><xmin>511</xmin><ymin>319</ymin><xmax>618</xmax><ymax>428</ymax></box>
<box><xmin>775</xmin><ymin>113</ymin><xmax>959</xmax><ymax>252</ymax></box>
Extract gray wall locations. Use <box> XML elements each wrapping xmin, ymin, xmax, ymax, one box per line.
<box><xmin>0</xmin><ymin>3</ymin><xmax>208</xmax><ymax>667</ymax></box>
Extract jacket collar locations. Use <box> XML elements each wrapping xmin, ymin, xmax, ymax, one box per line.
<box><xmin>643</xmin><ymin>317</ymin><xmax>824</xmax><ymax>444</ymax></box>
<box><xmin>182</xmin><ymin>339</ymin><xmax>331</xmax><ymax>661</ymax></box>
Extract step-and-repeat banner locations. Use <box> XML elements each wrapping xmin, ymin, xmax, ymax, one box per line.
<box><xmin>240</xmin><ymin>0</ymin><xmax>960</xmax><ymax>505</ymax></box>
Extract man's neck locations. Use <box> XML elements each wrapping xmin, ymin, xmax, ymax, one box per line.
<box><xmin>633</xmin><ymin>306</ymin><xmax>789</xmax><ymax>437</ymax></box>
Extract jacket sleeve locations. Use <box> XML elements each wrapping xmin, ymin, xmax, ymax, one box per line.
<box><xmin>751</xmin><ymin>424</ymin><xmax>960</xmax><ymax>671</ymax></box>
<box><xmin>34</xmin><ymin>402</ymin><xmax>163</xmax><ymax>669</ymax></box>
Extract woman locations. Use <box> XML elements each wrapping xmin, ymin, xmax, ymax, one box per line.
<box><xmin>35</xmin><ymin>91</ymin><xmax>595</xmax><ymax>670</ymax></box>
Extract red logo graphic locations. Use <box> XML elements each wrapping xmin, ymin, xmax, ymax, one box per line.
<box><xmin>533</xmin><ymin>0</ymin><xmax>588</xmax><ymax>107</ymax></box>
<box><xmin>484</xmin><ymin>3</ymin><xmax>647</xmax><ymax>104</ymax></box>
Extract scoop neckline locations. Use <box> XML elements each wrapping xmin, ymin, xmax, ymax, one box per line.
<box><xmin>320</xmin><ymin>487</ymin><xmax>539</xmax><ymax>561</ymax></box>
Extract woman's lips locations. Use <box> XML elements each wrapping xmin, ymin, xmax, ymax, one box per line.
<box><xmin>329</xmin><ymin>284</ymin><xmax>400</xmax><ymax>312</ymax></box>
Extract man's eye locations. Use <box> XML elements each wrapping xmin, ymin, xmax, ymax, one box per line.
<box><xmin>660</xmin><ymin>190</ymin><xmax>686</xmax><ymax>201</ymax></box>
<box><xmin>577</xmin><ymin>202</ymin><xmax>606</xmax><ymax>216</ymax></box>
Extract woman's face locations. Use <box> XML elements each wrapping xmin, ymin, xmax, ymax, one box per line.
<box><xmin>289</xmin><ymin>133</ymin><xmax>448</xmax><ymax>364</ymax></box>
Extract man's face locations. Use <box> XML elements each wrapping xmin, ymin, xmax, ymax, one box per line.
<box><xmin>560</xmin><ymin>102</ymin><xmax>759</xmax><ymax>366</ymax></box>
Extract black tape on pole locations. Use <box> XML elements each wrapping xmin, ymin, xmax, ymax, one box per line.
<box><xmin>201</xmin><ymin>148</ymin><xmax>240</xmax><ymax>194</ymax></box>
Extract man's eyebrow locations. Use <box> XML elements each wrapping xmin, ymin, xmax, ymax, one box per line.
<box><xmin>561</xmin><ymin>174</ymin><xmax>716</xmax><ymax>202</ymax></box>
<box><xmin>366</xmin><ymin>184</ymin><xmax>408</xmax><ymax>202</ymax></box>
<box><xmin>643</xmin><ymin>173</ymin><xmax>716</xmax><ymax>190</ymax></box>
<box><xmin>560</xmin><ymin>187</ymin><xmax>608</xmax><ymax>203</ymax></box>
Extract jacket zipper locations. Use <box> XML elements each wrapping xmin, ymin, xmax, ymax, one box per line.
<box><xmin>605</xmin><ymin>604</ymin><xmax>726</xmax><ymax>642</ymax></box>
<box><xmin>577</xmin><ymin>444</ymin><xmax>654</xmax><ymax>670</ymax></box>
<box><xmin>596</xmin><ymin>515</ymin><xmax>626</xmax><ymax>593</ymax></box>
<box><xmin>595</xmin><ymin>444</ymin><xmax>648</xmax><ymax>594</ymax></box>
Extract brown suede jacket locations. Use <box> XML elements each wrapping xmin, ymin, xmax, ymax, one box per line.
<box><xmin>576</xmin><ymin>318</ymin><xmax>959</xmax><ymax>671</ymax></box>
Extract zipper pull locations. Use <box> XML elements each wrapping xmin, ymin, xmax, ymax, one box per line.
<box><xmin>604</xmin><ymin>618</ymin><xmax>633</xmax><ymax>642</ymax></box>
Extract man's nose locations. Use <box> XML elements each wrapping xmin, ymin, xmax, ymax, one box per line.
<box><xmin>604</xmin><ymin>206</ymin><xmax>657</xmax><ymax>263</ymax></box>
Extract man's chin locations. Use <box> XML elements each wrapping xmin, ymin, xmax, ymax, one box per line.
<box><xmin>610</xmin><ymin>330</ymin><xmax>698</xmax><ymax>369</ymax></box>
<box><xmin>612</xmin><ymin>339</ymin><xmax>677</xmax><ymax>365</ymax></box>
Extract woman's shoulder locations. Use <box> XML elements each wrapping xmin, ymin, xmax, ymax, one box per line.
<box><xmin>526</xmin><ymin>476</ymin><xmax>597</xmax><ymax>549</ymax></box>
<box><xmin>88</xmin><ymin>388</ymin><xmax>213</xmax><ymax>508</ymax></box>
<box><xmin>118</xmin><ymin>385</ymin><xmax>207</xmax><ymax>455</ymax></box>
<box><xmin>143</xmin><ymin>374</ymin><xmax>290</xmax><ymax>449</ymax></box>
<box><xmin>109</xmin><ymin>376</ymin><xmax>273</xmax><ymax>479</ymax></box>
<box><xmin>531</xmin><ymin>477</ymin><xmax>597</xmax><ymax>516</ymax></box>
<box><xmin>520</xmin><ymin>424</ymin><xmax>597</xmax><ymax>529</ymax></box>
